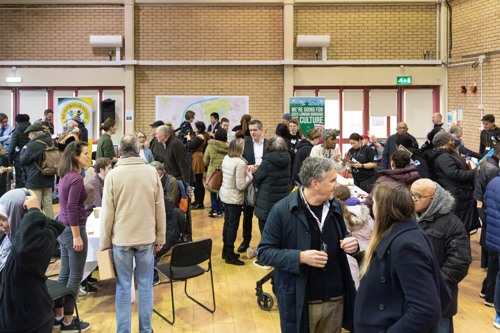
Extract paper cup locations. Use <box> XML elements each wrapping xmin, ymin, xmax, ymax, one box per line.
<box><xmin>93</xmin><ymin>207</ymin><xmax>101</xmax><ymax>219</ymax></box>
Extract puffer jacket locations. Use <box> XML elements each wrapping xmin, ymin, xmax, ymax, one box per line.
<box><xmin>219</xmin><ymin>155</ymin><xmax>252</xmax><ymax>205</ymax></box>
<box><xmin>486</xmin><ymin>175</ymin><xmax>500</xmax><ymax>252</ymax></box>
<box><xmin>253</xmin><ymin>151</ymin><xmax>291</xmax><ymax>221</ymax></box>
<box><xmin>203</xmin><ymin>139</ymin><xmax>229</xmax><ymax>179</ymax></box>
<box><xmin>19</xmin><ymin>132</ymin><xmax>55</xmax><ymax>189</ymax></box>
<box><xmin>417</xmin><ymin>184</ymin><xmax>471</xmax><ymax>318</ymax></box>
<box><xmin>473</xmin><ymin>156</ymin><xmax>500</xmax><ymax>203</ymax></box>
<box><xmin>6</xmin><ymin>121</ymin><xmax>31</xmax><ymax>164</ymax></box>
<box><xmin>365</xmin><ymin>164</ymin><xmax>420</xmax><ymax>211</ymax></box>
<box><xmin>291</xmin><ymin>139</ymin><xmax>314</xmax><ymax>185</ymax></box>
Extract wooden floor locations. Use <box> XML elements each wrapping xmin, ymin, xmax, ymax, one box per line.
<box><xmin>47</xmin><ymin>205</ymin><xmax>500</xmax><ymax>332</ymax></box>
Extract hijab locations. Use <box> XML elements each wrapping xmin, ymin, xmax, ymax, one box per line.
<box><xmin>0</xmin><ymin>190</ymin><xmax>27</xmax><ymax>272</ymax></box>
<box><xmin>0</xmin><ymin>189</ymin><xmax>27</xmax><ymax>241</ymax></box>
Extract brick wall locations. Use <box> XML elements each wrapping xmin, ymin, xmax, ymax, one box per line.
<box><xmin>0</xmin><ymin>4</ymin><xmax>124</xmax><ymax>61</ymax></box>
<box><xmin>294</xmin><ymin>4</ymin><xmax>437</xmax><ymax>60</ymax></box>
<box><xmin>135</xmin><ymin>5</ymin><xmax>283</xmax><ymax>61</ymax></box>
<box><xmin>135</xmin><ymin>66</ymin><xmax>283</xmax><ymax>135</ymax></box>
<box><xmin>448</xmin><ymin>0</ymin><xmax>500</xmax><ymax>151</ymax></box>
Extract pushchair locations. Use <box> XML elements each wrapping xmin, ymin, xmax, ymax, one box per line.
<box><xmin>255</xmin><ymin>269</ymin><xmax>275</xmax><ymax>311</ymax></box>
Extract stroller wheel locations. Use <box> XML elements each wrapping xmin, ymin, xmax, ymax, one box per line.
<box><xmin>257</xmin><ymin>292</ymin><xmax>274</xmax><ymax>311</ymax></box>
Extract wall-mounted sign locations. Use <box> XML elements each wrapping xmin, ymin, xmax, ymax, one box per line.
<box><xmin>396</xmin><ymin>76</ymin><xmax>412</xmax><ymax>85</ymax></box>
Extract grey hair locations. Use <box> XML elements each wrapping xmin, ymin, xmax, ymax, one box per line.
<box><xmin>120</xmin><ymin>134</ymin><xmax>139</xmax><ymax>154</ymax></box>
<box><xmin>156</xmin><ymin>125</ymin><xmax>170</xmax><ymax>137</ymax></box>
<box><xmin>450</xmin><ymin>125</ymin><xmax>462</xmax><ymax>134</ymax></box>
<box><xmin>266</xmin><ymin>136</ymin><xmax>288</xmax><ymax>153</ymax></box>
<box><xmin>322</xmin><ymin>128</ymin><xmax>341</xmax><ymax>140</ymax></box>
<box><xmin>299</xmin><ymin>157</ymin><xmax>336</xmax><ymax>188</ymax></box>
<box><xmin>149</xmin><ymin>161</ymin><xmax>165</xmax><ymax>175</ymax></box>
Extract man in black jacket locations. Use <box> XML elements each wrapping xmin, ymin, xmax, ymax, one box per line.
<box><xmin>20</xmin><ymin>124</ymin><xmax>55</xmax><ymax>219</ymax></box>
<box><xmin>412</xmin><ymin>178</ymin><xmax>471</xmax><ymax>332</ymax></box>
<box><xmin>380</xmin><ymin>122</ymin><xmax>418</xmax><ymax>170</ymax></box>
<box><xmin>238</xmin><ymin>119</ymin><xmax>267</xmax><ymax>253</ymax></box>
<box><xmin>6</xmin><ymin>114</ymin><xmax>31</xmax><ymax>188</ymax></box>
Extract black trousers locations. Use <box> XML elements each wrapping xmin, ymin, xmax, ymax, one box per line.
<box><xmin>354</xmin><ymin>175</ymin><xmax>376</xmax><ymax>193</ymax></box>
<box><xmin>482</xmin><ymin>249</ymin><xmax>499</xmax><ymax>303</ymax></box>
<box><xmin>194</xmin><ymin>173</ymin><xmax>205</xmax><ymax>206</ymax></box>
<box><xmin>242</xmin><ymin>204</ymin><xmax>254</xmax><ymax>244</ymax></box>
<box><xmin>222</xmin><ymin>203</ymin><xmax>243</xmax><ymax>253</ymax></box>
<box><xmin>258</xmin><ymin>218</ymin><xmax>266</xmax><ymax>235</ymax></box>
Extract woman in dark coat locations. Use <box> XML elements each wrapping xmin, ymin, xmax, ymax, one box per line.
<box><xmin>0</xmin><ymin>192</ymin><xmax>65</xmax><ymax>333</ymax></box>
<box><xmin>253</xmin><ymin>136</ymin><xmax>291</xmax><ymax>234</ymax></box>
<box><xmin>354</xmin><ymin>182</ymin><xmax>451</xmax><ymax>333</ymax></box>
<box><xmin>427</xmin><ymin>132</ymin><xmax>478</xmax><ymax>232</ymax></box>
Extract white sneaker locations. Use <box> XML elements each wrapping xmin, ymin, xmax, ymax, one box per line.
<box><xmin>79</xmin><ymin>285</ymin><xmax>88</xmax><ymax>296</ymax></box>
<box><xmin>253</xmin><ymin>260</ymin><xmax>271</xmax><ymax>270</ymax></box>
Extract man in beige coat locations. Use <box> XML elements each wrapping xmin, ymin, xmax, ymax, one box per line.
<box><xmin>100</xmin><ymin>134</ymin><xmax>166</xmax><ymax>333</ymax></box>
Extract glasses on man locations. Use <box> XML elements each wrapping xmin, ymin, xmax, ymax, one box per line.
<box><xmin>411</xmin><ymin>192</ymin><xmax>434</xmax><ymax>201</ymax></box>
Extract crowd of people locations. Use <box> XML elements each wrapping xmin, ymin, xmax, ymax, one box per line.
<box><xmin>0</xmin><ymin>108</ymin><xmax>499</xmax><ymax>332</ymax></box>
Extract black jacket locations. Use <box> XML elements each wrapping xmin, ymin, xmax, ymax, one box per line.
<box><xmin>479</xmin><ymin>127</ymin><xmax>500</xmax><ymax>156</ymax></box>
<box><xmin>242</xmin><ymin>137</ymin><xmax>267</xmax><ymax>165</ymax></box>
<box><xmin>253</xmin><ymin>151</ymin><xmax>291</xmax><ymax>221</ymax></box>
<box><xmin>0</xmin><ymin>209</ymin><xmax>65</xmax><ymax>333</ymax></box>
<box><xmin>474</xmin><ymin>156</ymin><xmax>500</xmax><ymax>203</ymax></box>
<box><xmin>417</xmin><ymin>185</ymin><xmax>471</xmax><ymax>318</ymax></box>
<box><xmin>291</xmin><ymin>139</ymin><xmax>314</xmax><ymax>185</ymax></box>
<box><xmin>407</xmin><ymin>147</ymin><xmax>430</xmax><ymax>178</ymax></box>
<box><xmin>162</xmin><ymin>136</ymin><xmax>194</xmax><ymax>184</ymax></box>
<box><xmin>428</xmin><ymin>148</ymin><xmax>478</xmax><ymax>232</ymax></box>
<box><xmin>19</xmin><ymin>133</ymin><xmax>55</xmax><ymax>189</ymax></box>
<box><xmin>6</xmin><ymin>121</ymin><xmax>31</xmax><ymax>164</ymax></box>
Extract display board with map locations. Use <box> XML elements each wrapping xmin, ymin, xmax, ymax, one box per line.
<box><xmin>155</xmin><ymin>96</ymin><xmax>249</xmax><ymax>130</ymax></box>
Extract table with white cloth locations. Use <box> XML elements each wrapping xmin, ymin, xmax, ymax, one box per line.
<box><xmin>84</xmin><ymin>209</ymin><xmax>135</xmax><ymax>302</ymax></box>
<box><xmin>336</xmin><ymin>174</ymin><xmax>368</xmax><ymax>200</ymax></box>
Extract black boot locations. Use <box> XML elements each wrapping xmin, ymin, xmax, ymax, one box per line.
<box><xmin>225</xmin><ymin>253</ymin><xmax>244</xmax><ymax>266</ymax></box>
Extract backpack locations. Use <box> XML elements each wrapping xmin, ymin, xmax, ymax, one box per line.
<box><xmin>35</xmin><ymin>139</ymin><xmax>62</xmax><ymax>176</ymax></box>
<box><xmin>166</xmin><ymin>175</ymin><xmax>189</xmax><ymax>213</ymax></box>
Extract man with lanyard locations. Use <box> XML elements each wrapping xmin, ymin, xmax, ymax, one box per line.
<box><xmin>237</xmin><ymin>119</ymin><xmax>267</xmax><ymax>254</ymax></box>
<box><xmin>207</xmin><ymin>112</ymin><xmax>220</xmax><ymax>137</ymax></box>
<box><xmin>345</xmin><ymin>133</ymin><xmax>377</xmax><ymax>192</ymax></box>
<box><xmin>258</xmin><ymin>157</ymin><xmax>358</xmax><ymax>333</ymax></box>
<box><xmin>480</xmin><ymin>114</ymin><xmax>500</xmax><ymax>156</ymax></box>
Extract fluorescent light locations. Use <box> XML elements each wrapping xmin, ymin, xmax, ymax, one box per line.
<box><xmin>5</xmin><ymin>76</ymin><xmax>21</xmax><ymax>83</ymax></box>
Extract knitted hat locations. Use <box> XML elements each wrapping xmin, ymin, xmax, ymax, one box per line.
<box><xmin>432</xmin><ymin>132</ymin><xmax>453</xmax><ymax>147</ymax></box>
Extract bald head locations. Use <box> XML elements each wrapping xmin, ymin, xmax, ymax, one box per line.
<box><xmin>120</xmin><ymin>134</ymin><xmax>139</xmax><ymax>154</ymax></box>
<box><xmin>396</xmin><ymin>122</ymin><xmax>409</xmax><ymax>135</ymax></box>
<box><xmin>411</xmin><ymin>178</ymin><xmax>436</xmax><ymax>213</ymax></box>
<box><xmin>432</xmin><ymin>113</ymin><xmax>443</xmax><ymax>125</ymax></box>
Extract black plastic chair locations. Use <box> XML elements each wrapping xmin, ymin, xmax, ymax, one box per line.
<box><xmin>153</xmin><ymin>238</ymin><xmax>215</xmax><ymax>324</ymax></box>
<box><xmin>46</xmin><ymin>279</ymin><xmax>81</xmax><ymax>333</ymax></box>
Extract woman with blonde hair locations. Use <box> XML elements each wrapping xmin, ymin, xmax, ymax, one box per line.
<box><xmin>135</xmin><ymin>130</ymin><xmax>154</xmax><ymax>163</ymax></box>
<box><xmin>354</xmin><ymin>182</ymin><xmax>450</xmax><ymax>333</ymax></box>
<box><xmin>219</xmin><ymin>138</ymin><xmax>253</xmax><ymax>265</ymax></box>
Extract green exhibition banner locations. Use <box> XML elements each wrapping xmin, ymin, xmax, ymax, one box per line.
<box><xmin>290</xmin><ymin>97</ymin><xmax>325</xmax><ymax>133</ymax></box>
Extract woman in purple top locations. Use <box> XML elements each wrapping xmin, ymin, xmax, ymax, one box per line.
<box><xmin>53</xmin><ymin>141</ymin><xmax>91</xmax><ymax>332</ymax></box>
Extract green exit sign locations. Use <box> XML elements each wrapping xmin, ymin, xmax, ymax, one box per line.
<box><xmin>397</xmin><ymin>76</ymin><xmax>412</xmax><ymax>85</ymax></box>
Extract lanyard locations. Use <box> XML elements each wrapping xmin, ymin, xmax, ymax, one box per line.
<box><xmin>300</xmin><ymin>187</ymin><xmax>330</xmax><ymax>231</ymax></box>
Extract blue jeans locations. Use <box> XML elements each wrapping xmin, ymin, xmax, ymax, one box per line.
<box><xmin>113</xmin><ymin>243</ymin><xmax>154</xmax><ymax>333</ymax></box>
<box><xmin>55</xmin><ymin>226</ymin><xmax>88</xmax><ymax>315</ymax></box>
<box><xmin>210</xmin><ymin>192</ymin><xmax>223</xmax><ymax>212</ymax></box>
